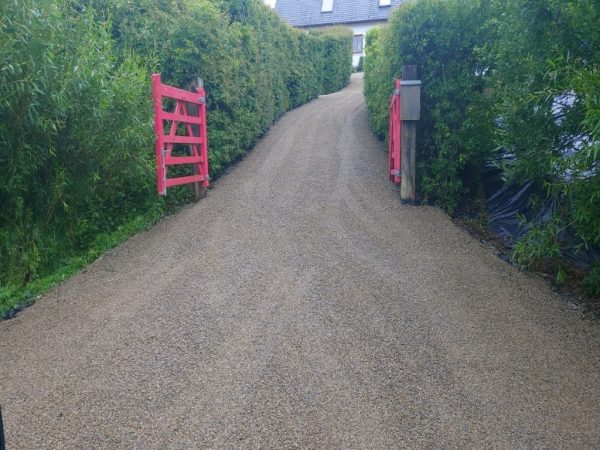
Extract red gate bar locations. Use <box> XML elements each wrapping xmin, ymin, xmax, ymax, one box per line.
<box><xmin>389</xmin><ymin>79</ymin><xmax>402</xmax><ymax>184</ymax></box>
<box><xmin>152</xmin><ymin>74</ymin><xmax>209</xmax><ymax>196</ymax></box>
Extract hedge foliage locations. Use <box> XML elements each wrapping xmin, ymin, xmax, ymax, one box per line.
<box><xmin>364</xmin><ymin>0</ymin><xmax>600</xmax><ymax>291</ymax></box>
<box><xmin>0</xmin><ymin>0</ymin><xmax>351</xmax><ymax>309</ymax></box>
<box><xmin>364</xmin><ymin>0</ymin><xmax>498</xmax><ymax>212</ymax></box>
<box><xmin>493</xmin><ymin>0</ymin><xmax>600</xmax><ymax>278</ymax></box>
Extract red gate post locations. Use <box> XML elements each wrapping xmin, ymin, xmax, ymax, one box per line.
<box><xmin>389</xmin><ymin>79</ymin><xmax>402</xmax><ymax>183</ymax></box>
<box><xmin>152</xmin><ymin>74</ymin><xmax>167</xmax><ymax>195</ymax></box>
<box><xmin>152</xmin><ymin>73</ymin><xmax>209</xmax><ymax>197</ymax></box>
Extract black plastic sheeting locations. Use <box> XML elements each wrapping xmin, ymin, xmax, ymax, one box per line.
<box><xmin>0</xmin><ymin>406</ymin><xmax>5</xmax><ymax>450</ymax></box>
<box><xmin>483</xmin><ymin>151</ymin><xmax>600</xmax><ymax>268</ymax></box>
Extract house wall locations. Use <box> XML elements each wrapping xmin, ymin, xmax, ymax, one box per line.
<box><xmin>348</xmin><ymin>21</ymin><xmax>384</xmax><ymax>67</ymax></box>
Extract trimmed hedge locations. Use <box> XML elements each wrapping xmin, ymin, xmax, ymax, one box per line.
<box><xmin>311</xmin><ymin>27</ymin><xmax>354</xmax><ymax>94</ymax></box>
<box><xmin>363</xmin><ymin>0</ymin><xmax>498</xmax><ymax>212</ymax></box>
<box><xmin>363</xmin><ymin>0</ymin><xmax>600</xmax><ymax>291</ymax></box>
<box><xmin>93</xmin><ymin>0</ymin><xmax>352</xmax><ymax>173</ymax></box>
<box><xmin>0</xmin><ymin>0</ymin><xmax>351</xmax><ymax>310</ymax></box>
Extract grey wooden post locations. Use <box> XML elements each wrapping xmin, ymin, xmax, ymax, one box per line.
<box><xmin>400</xmin><ymin>65</ymin><xmax>420</xmax><ymax>205</ymax></box>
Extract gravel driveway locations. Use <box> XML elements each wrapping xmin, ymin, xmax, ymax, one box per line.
<box><xmin>1</xmin><ymin>74</ymin><xmax>599</xmax><ymax>449</ymax></box>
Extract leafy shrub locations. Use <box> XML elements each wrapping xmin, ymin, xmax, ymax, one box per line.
<box><xmin>512</xmin><ymin>219</ymin><xmax>568</xmax><ymax>285</ymax></box>
<box><xmin>0</xmin><ymin>0</ymin><xmax>351</xmax><ymax>313</ymax></box>
<box><xmin>584</xmin><ymin>266</ymin><xmax>600</xmax><ymax>298</ymax></box>
<box><xmin>0</xmin><ymin>0</ymin><xmax>157</xmax><ymax>288</ymax></box>
<box><xmin>364</xmin><ymin>0</ymin><xmax>600</xmax><ymax>289</ymax></box>
<box><xmin>493</xmin><ymin>0</ymin><xmax>600</xmax><ymax>270</ymax></box>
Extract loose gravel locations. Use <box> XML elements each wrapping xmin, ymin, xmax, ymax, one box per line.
<box><xmin>1</xmin><ymin>74</ymin><xmax>599</xmax><ymax>449</ymax></box>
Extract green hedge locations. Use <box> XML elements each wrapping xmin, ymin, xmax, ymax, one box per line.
<box><xmin>0</xmin><ymin>0</ymin><xmax>351</xmax><ymax>314</ymax></box>
<box><xmin>363</xmin><ymin>0</ymin><xmax>498</xmax><ymax>212</ymax></box>
<box><xmin>364</xmin><ymin>0</ymin><xmax>600</xmax><ymax>291</ymax></box>
<box><xmin>311</xmin><ymin>27</ymin><xmax>354</xmax><ymax>94</ymax></box>
<box><xmin>93</xmin><ymin>0</ymin><xmax>352</xmax><ymax>173</ymax></box>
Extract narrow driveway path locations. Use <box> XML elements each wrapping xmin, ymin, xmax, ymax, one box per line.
<box><xmin>2</xmin><ymin>74</ymin><xmax>600</xmax><ymax>448</ymax></box>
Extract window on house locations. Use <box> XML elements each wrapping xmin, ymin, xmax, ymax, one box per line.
<box><xmin>352</xmin><ymin>35</ymin><xmax>364</xmax><ymax>54</ymax></box>
<box><xmin>321</xmin><ymin>0</ymin><xmax>333</xmax><ymax>12</ymax></box>
<box><xmin>379</xmin><ymin>0</ymin><xmax>391</xmax><ymax>6</ymax></box>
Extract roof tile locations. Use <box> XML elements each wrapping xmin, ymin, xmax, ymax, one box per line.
<box><xmin>275</xmin><ymin>0</ymin><xmax>404</xmax><ymax>27</ymax></box>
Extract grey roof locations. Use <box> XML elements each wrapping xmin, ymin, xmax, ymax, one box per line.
<box><xmin>275</xmin><ymin>0</ymin><xmax>404</xmax><ymax>27</ymax></box>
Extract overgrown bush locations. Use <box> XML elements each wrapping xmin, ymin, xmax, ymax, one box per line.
<box><xmin>584</xmin><ymin>266</ymin><xmax>600</xmax><ymax>297</ymax></box>
<box><xmin>491</xmin><ymin>0</ymin><xmax>600</xmax><ymax>290</ymax></box>
<box><xmin>364</xmin><ymin>0</ymin><xmax>600</xmax><ymax>293</ymax></box>
<box><xmin>0</xmin><ymin>0</ymin><xmax>157</xmax><ymax>290</ymax></box>
<box><xmin>0</xmin><ymin>0</ymin><xmax>352</xmax><ymax>315</ymax></box>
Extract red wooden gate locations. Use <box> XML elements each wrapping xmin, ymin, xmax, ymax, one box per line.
<box><xmin>389</xmin><ymin>79</ymin><xmax>402</xmax><ymax>184</ymax></box>
<box><xmin>152</xmin><ymin>74</ymin><xmax>209</xmax><ymax>196</ymax></box>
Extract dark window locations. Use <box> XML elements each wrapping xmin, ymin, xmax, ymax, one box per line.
<box><xmin>352</xmin><ymin>35</ymin><xmax>364</xmax><ymax>54</ymax></box>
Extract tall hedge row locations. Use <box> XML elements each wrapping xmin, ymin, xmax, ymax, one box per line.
<box><xmin>364</xmin><ymin>0</ymin><xmax>600</xmax><ymax>290</ymax></box>
<box><xmin>364</xmin><ymin>0</ymin><xmax>498</xmax><ymax>212</ymax></box>
<box><xmin>0</xmin><ymin>0</ymin><xmax>351</xmax><ymax>310</ymax></box>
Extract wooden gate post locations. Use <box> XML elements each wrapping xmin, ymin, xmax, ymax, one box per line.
<box><xmin>186</xmin><ymin>77</ymin><xmax>207</xmax><ymax>201</ymax></box>
<box><xmin>400</xmin><ymin>65</ymin><xmax>421</xmax><ymax>205</ymax></box>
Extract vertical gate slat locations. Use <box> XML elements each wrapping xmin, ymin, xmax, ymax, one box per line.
<box><xmin>389</xmin><ymin>79</ymin><xmax>402</xmax><ymax>184</ymax></box>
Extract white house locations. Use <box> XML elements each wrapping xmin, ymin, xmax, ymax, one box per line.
<box><xmin>273</xmin><ymin>0</ymin><xmax>404</xmax><ymax>67</ymax></box>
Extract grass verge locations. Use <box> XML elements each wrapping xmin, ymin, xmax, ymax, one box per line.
<box><xmin>0</xmin><ymin>211</ymin><xmax>162</xmax><ymax>320</ymax></box>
